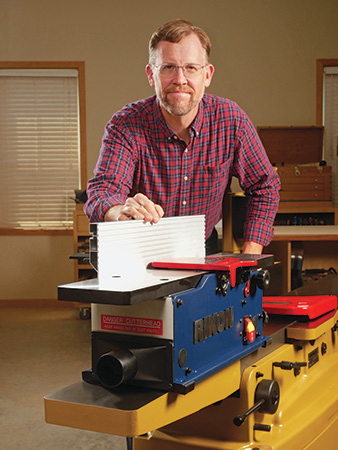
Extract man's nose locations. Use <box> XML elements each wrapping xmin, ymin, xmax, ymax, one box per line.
<box><xmin>173</xmin><ymin>66</ymin><xmax>188</xmax><ymax>83</ymax></box>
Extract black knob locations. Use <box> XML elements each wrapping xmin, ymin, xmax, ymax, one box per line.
<box><xmin>255</xmin><ymin>379</ymin><xmax>280</xmax><ymax>414</ymax></box>
<box><xmin>253</xmin><ymin>269</ymin><xmax>270</xmax><ymax>290</ymax></box>
<box><xmin>233</xmin><ymin>379</ymin><xmax>280</xmax><ymax>426</ymax></box>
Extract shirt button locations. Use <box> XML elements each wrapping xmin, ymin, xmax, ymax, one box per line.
<box><xmin>173</xmin><ymin>135</ymin><xmax>178</xmax><ymax>140</ymax></box>
<box><xmin>184</xmin><ymin>148</ymin><xmax>188</xmax><ymax>153</ymax></box>
<box><xmin>182</xmin><ymin>201</ymin><xmax>187</xmax><ymax>206</ymax></box>
<box><xmin>184</xmin><ymin>176</ymin><xmax>188</xmax><ymax>181</ymax></box>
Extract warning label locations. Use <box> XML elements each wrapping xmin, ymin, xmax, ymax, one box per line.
<box><xmin>101</xmin><ymin>314</ymin><xmax>163</xmax><ymax>336</ymax></box>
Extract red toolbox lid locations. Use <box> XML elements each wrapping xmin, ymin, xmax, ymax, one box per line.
<box><xmin>263</xmin><ymin>295</ymin><xmax>337</xmax><ymax>320</ymax></box>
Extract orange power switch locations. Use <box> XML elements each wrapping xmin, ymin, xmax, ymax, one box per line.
<box><xmin>244</xmin><ymin>317</ymin><xmax>256</xmax><ymax>343</ymax></box>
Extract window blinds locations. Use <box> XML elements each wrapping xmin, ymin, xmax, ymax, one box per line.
<box><xmin>0</xmin><ymin>69</ymin><xmax>80</xmax><ymax>229</ymax></box>
<box><xmin>323</xmin><ymin>67</ymin><xmax>338</xmax><ymax>207</ymax></box>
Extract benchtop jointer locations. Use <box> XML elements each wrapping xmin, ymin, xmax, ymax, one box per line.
<box><xmin>57</xmin><ymin>218</ymin><xmax>273</xmax><ymax>393</ymax></box>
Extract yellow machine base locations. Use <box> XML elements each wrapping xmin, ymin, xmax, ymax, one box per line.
<box><xmin>134</xmin><ymin>311</ymin><xmax>338</xmax><ymax>450</ymax></box>
<box><xmin>44</xmin><ymin>361</ymin><xmax>240</xmax><ymax>437</ymax></box>
<box><xmin>45</xmin><ymin>311</ymin><xmax>338</xmax><ymax>449</ymax></box>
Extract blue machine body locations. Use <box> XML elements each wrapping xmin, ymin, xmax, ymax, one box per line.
<box><xmin>171</xmin><ymin>271</ymin><xmax>268</xmax><ymax>389</ymax></box>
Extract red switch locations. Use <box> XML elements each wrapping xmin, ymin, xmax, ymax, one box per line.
<box><xmin>244</xmin><ymin>280</ymin><xmax>250</xmax><ymax>297</ymax></box>
<box><xmin>244</xmin><ymin>317</ymin><xmax>256</xmax><ymax>343</ymax></box>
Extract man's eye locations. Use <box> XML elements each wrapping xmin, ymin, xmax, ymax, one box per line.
<box><xmin>163</xmin><ymin>64</ymin><xmax>174</xmax><ymax>70</ymax></box>
<box><xmin>186</xmin><ymin>65</ymin><xmax>198</xmax><ymax>71</ymax></box>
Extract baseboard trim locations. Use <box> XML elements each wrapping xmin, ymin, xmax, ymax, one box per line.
<box><xmin>0</xmin><ymin>298</ymin><xmax>75</xmax><ymax>308</ymax></box>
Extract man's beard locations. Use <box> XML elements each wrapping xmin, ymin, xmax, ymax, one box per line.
<box><xmin>159</xmin><ymin>87</ymin><xmax>203</xmax><ymax>117</ymax></box>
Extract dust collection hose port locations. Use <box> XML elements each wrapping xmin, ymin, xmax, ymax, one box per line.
<box><xmin>96</xmin><ymin>347</ymin><xmax>138</xmax><ymax>388</ymax></box>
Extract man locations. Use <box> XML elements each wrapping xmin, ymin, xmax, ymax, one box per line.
<box><xmin>84</xmin><ymin>19</ymin><xmax>280</xmax><ymax>255</ymax></box>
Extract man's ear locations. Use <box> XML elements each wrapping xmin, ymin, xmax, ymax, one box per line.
<box><xmin>146</xmin><ymin>65</ymin><xmax>155</xmax><ymax>87</ymax></box>
<box><xmin>204</xmin><ymin>64</ymin><xmax>215</xmax><ymax>88</ymax></box>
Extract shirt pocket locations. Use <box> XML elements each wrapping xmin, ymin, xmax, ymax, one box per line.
<box><xmin>200</xmin><ymin>160</ymin><xmax>230</xmax><ymax>196</ymax></box>
<box><xmin>191</xmin><ymin>160</ymin><xmax>230</xmax><ymax>213</ymax></box>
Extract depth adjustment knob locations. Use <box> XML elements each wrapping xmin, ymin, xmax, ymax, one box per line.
<box><xmin>233</xmin><ymin>379</ymin><xmax>280</xmax><ymax>427</ymax></box>
<box><xmin>253</xmin><ymin>269</ymin><xmax>270</xmax><ymax>290</ymax></box>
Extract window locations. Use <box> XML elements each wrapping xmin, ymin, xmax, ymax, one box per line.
<box><xmin>317</xmin><ymin>59</ymin><xmax>338</xmax><ymax>207</ymax></box>
<box><xmin>0</xmin><ymin>62</ymin><xmax>87</xmax><ymax>234</ymax></box>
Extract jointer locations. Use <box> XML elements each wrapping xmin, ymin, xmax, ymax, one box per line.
<box><xmin>44</xmin><ymin>216</ymin><xmax>338</xmax><ymax>449</ymax></box>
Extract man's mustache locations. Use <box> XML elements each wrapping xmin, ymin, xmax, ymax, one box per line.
<box><xmin>165</xmin><ymin>86</ymin><xmax>193</xmax><ymax>94</ymax></box>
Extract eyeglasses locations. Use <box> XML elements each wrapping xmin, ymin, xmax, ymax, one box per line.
<box><xmin>153</xmin><ymin>63</ymin><xmax>207</xmax><ymax>78</ymax></box>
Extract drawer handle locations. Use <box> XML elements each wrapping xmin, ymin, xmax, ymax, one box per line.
<box><xmin>294</xmin><ymin>166</ymin><xmax>300</xmax><ymax>176</ymax></box>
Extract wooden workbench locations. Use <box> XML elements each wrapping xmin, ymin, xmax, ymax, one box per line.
<box><xmin>265</xmin><ymin>225</ymin><xmax>338</xmax><ymax>292</ymax></box>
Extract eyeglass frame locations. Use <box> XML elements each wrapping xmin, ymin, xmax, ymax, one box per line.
<box><xmin>152</xmin><ymin>63</ymin><xmax>208</xmax><ymax>78</ymax></box>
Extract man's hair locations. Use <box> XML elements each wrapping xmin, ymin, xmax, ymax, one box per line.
<box><xmin>148</xmin><ymin>19</ymin><xmax>211</xmax><ymax>65</ymax></box>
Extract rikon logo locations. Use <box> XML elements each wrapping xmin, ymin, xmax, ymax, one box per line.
<box><xmin>193</xmin><ymin>307</ymin><xmax>234</xmax><ymax>344</ymax></box>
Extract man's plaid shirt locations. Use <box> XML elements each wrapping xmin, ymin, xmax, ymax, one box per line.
<box><xmin>85</xmin><ymin>94</ymin><xmax>280</xmax><ymax>245</ymax></box>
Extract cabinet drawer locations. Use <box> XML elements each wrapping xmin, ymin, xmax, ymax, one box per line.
<box><xmin>281</xmin><ymin>183</ymin><xmax>324</xmax><ymax>192</ymax></box>
<box><xmin>280</xmin><ymin>191</ymin><xmax>327</xmax><ymax>201</ymax></box>
<box><xmin>279</xmin><ymin>176</ymin><xmax>325</xmax><ymax>185</ymax></box>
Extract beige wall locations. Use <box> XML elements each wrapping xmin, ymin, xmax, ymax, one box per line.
<box><xmin>1</xmin><ymin>236</ymin><xmax>74</xmax><ymax>299</ymax></box>
<box><xmin>1</xmin><ymin>0</ymin><xmax>337</xmax><ymax>300</ymax></box>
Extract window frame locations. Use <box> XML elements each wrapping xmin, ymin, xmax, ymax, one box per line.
<box><xmin>316</xmin><ymin>59</ymin><xmax>338</xmax><ymax>125</ymax></box>
<box><xmin>0</xmin><ymin>61</ymin><xmax>87</xmax><ymax>235</ymax></box>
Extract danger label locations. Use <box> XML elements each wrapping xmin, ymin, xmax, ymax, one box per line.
<box><xmin>101</xmin><ymin>314</ymin><xmax>163</xmax><ymax>335</ymax></box>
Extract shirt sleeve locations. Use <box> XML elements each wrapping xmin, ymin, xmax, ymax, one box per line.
<box><xmin>84</xmin><ymin>119</ymin><xmax>136</xmax><ymax>222</ymax></box>
<box><xmin>232</xmin><ymin>111</ymin><xmax>281</xmax><ymax>247</ymax></box>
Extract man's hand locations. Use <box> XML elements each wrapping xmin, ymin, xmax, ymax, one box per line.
<box><xmin>242</xmin><ymin>241</ymin><xmax>263</xmax><ymax>255</ymax></box>
<box><xmin>104</xmin><ymin>193</ymin><xmax>164</xmax><ymax>223</ymax></box>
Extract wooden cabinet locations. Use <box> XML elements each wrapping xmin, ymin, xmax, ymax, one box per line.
<box><xmin>265</xmin><ymin>226</ymin><xmax>338</xmax><ymax>293</ymax></box>
<box><xmin>257</xmin><ymin>126</ymin><xmax>332</xmax><ymax>202</ymax></box>
<box><xmin>275</xmin><ymin>165</ymin><xmax>331</xmax><ymax>201</ymax></box>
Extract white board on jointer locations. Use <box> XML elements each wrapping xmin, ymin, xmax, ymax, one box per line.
<box><xmin>58</xmin><ymin>215</ymin><xmax>206</xmax><ymax>306</ymax></box>
<box><xmin>90</xmin><ymin>215</ymin><xmax>205</xmax><ymax>337</ymax></box>
<box><xmin>94</xmin><ymin>214</ymin><xmax>205</xmax><ymax>291</ymax></box>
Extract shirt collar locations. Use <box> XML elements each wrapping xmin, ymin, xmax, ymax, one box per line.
<box><xmin>153</xmin><ymin>96</ymin><xmax>204</xmax><ymax>140</ymax></box>
<box><xmin>190</xmin><ymin>99</ymin><xmax>204</xmax><ymax>137</ymax></box>
<box><xmin>153</xmin><ymin>97</ymin><xmax>173</xmax><ymax>139</ymax></box>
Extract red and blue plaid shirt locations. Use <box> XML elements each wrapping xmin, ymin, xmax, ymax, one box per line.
<box><xmin>85</xmin><ymin>94</ymin><xmax>280</xmax><ymax>245</ymax></box>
